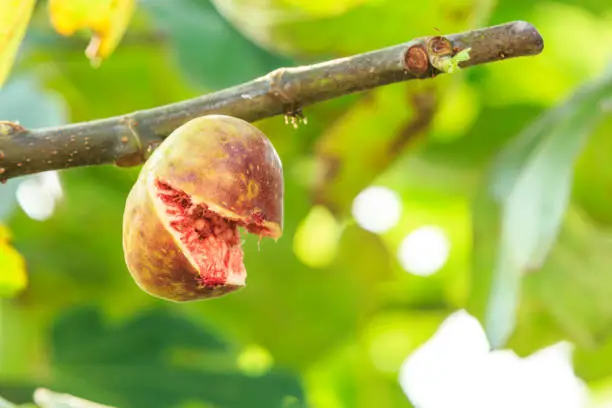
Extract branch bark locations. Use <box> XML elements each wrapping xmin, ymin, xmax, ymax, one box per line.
<box><xmin>0</xmin><ymin>21</ymin><xmax>543</xmax><ymax>181</ymax></box>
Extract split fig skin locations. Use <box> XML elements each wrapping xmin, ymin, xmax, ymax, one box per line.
<box><xmin>122</xmin><ymin>115</ymin><xmax>283</xmax><ymax>302</ymax></box>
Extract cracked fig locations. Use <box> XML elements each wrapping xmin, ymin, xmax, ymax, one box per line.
<box><xmin>122</xmin><ymin>115</ymin><xmax>284</xmax><ymax>302</ymax></box>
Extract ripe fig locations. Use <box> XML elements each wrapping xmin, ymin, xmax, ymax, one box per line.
<box><xmin>122</xmin><ymin>115</ymin><xmax>283</xmax><ymax>302</ymax></box>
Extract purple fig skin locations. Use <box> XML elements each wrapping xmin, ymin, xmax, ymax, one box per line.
<box><xmin>122</xmin><ymin>115</ymin><xmax>284</xmax><ymax>302</ymax></box>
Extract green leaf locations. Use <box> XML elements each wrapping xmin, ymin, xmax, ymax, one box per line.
<box><xmin>141</xmin><ymin>0</ymin><xmax>292</xmax><ymax>90</ymax></box>
<box><xmin>572</xmin><ymin>115</ymin><xmax>612</xmax><ymax>225</ymax></box>
<box><xmin>47</xmin><ymin>307</ymin><xmax>304</xmax><ymax>408</ymax></box>
<box><xmin>469</xmin><ymin>64</ymin><xmax>612</xmax><ymax>348</ymax></box>
<box><xmin>506</xmin><ymin>207</ymin><xmax>612</xmax><ymax>381</ymax></box>
<box><xmin>432</xmin><ymin>48</ymin><xmax>472</xmax><ymax>74</ymax></box>
<box><xmin>523</xmin><ymin>208</ymin><xmax>612</xmax><ymax>349</ymax></box>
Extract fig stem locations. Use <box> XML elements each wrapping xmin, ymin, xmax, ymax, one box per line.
<box><xmin>0</xmin><ymin>21</ymin><xmax>543</xmax><ymax>181</ymax></box>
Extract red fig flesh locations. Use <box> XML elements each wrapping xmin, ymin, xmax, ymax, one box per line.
<box><xmin>122</xmin><ymin>115</ymin><xmax>283</xmax><ymax>302</ymax></box>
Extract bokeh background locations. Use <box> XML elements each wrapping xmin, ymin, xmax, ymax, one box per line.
<box><xmin>2</xmin><ymin>0</ymin><xmax>612</xmax><ymax>407</ymax></box>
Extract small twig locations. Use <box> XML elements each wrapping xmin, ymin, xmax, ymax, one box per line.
<box><xmin>0</xmin><ymin>21</ymin><xmax>543</xmax><ymax>181</ymax></box>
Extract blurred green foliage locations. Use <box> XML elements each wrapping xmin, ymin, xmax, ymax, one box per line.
<box><xmin>1</xmin><ymin>0</ymin><xmax>612</xmax><ymax>407</ymax></box>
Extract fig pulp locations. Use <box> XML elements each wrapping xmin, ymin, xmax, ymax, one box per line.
<box><xmin>122</xmin><ymin>115</ymin><xmax>283</xmax><ymax>302</ymax></box>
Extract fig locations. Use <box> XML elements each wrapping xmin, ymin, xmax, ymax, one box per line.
<box><xmin>122</xmin><ymin>115</ymin><xmax>283</xmax><ymax>302</ymax></box>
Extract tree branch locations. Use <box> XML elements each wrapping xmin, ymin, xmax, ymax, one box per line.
<box><xmin>0</xmin><ymin>21</ymin><xmax>543</xmax><ymax>181</ymax></box>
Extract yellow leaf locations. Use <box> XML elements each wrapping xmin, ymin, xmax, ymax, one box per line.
<box><xmin>0</xmin><ymin>224</ymin><xmax>27</xmax><ymax>297</ymax></box>
<box><xmin>0</xmin><ymin>0</ymin><xmax>36</xmax><ymax>88</ymax></box>
<box><xmin>48</xmin><ymin>0</ymin><xmax>136</xmax><ymax>65</ymax></box>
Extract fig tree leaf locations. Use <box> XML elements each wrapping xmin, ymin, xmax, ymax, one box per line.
<box><xmin>468</xmin><ymin>63</ymin><xmax>612</xmax><ymax>349</ymax></box>
<box><xmin>47</xmin><ymin>307</ymin><xmax>304</xmax><ymax>408</ymax></box>
<box><xmin>505</xmin><ymin>207</ymin><xmax>612</xmax><ymax>381</ymax></box>
<box><xmin>0</xmin><ymin>225</ymin><xmax>27</xmax><ymax>298</ymax></box>
<box><xmin>0</xmin><ymin>0</ymin><xmax>36</xmax><ymax>88</ymax></box>
<box><xmin>572</xmin><ymin>115</ymin><xmax>612</xmax><ymax>226</ymax></box>
<box><xmin>48</xmin><ymin>0</ymin><xmax>136</xmax><ymax>64</ymax></box>
<box><xmin>522</xmin><ymin>208</ymin><xmax>612</xmax><ymax>349</ymax></box>
<box><xmin>141</xmin><ymin>0</ymin><xmax>291</xmax><ymax>90</ymax></box>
